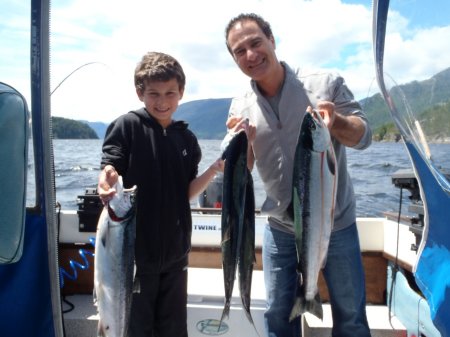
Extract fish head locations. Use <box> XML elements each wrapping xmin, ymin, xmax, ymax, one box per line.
<box><xmin>301</xmin><ymin>110</ymin><xmax>331</xmax><ymax>153</ymax></box>
<box><xmin>107</xmin><ymin>176</ymin><xmax>138</xmax><ymax>220</ymax></box>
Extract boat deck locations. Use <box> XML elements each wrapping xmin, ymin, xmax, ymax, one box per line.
<box><xmin>63</xmin><ymin>268</ymin><xmax>406</xmax><ymax>337</ymax></box>
<box><xmin>59</xmin><ymin>215</ymin><xmax>425</xmax><ymax>336</ymax></box>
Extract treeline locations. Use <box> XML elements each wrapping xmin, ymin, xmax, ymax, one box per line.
<box><xmin>363</xmin><ymin>67</ymin><xmax>450</xmax><ymax>142</ymax></box>
<box><xmin>52</xmin><ymin>116</ymin><xmax>98</xmax><ymax>139</ymax></box>
<box><xmin>372</xmin><ymin>99</ymin><xmax>450</xmax><ymax>142</ymax></box>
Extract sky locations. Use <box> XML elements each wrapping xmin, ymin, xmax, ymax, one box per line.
<box><xmin>1</xmin><ymin>0</ymin><xmax>450</xmax><ymax>123</ymax></box>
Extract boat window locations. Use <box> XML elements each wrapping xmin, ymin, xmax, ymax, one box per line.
<box><xmin>375</xmin><ymin>0</ymin><xmax>450</xmax><ymax>184</ymax></box>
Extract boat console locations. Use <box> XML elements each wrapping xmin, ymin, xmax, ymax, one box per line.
<box><xmin>76</xmin><ymin>188</ymin><xmax>102</xmax><ymax>233</ymax></box>
<box><xmin>391</xmin><ymin>169</ymin><xmax>424</xmax><ymax>252</ymax></box>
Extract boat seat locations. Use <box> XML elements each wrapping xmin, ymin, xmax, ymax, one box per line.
<box><xmin>0</xmin><ymin>82</ymin><xmax>29</xmax><ymax>264</ymax></box>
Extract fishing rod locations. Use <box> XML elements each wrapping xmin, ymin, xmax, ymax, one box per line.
<box><xmin>51</xmin><ymin>61</ymin><xmax>106</xmax><ymax>96</ymax></box>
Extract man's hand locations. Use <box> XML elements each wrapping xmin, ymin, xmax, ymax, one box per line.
<box><xmin>316</xmin><ymin>101</ymin><xmax>336</xmax><ymax>130</ymax></box>
<box><xmin>226</xmin><ymin>115</ymin><xmax>256</xmax><ymax>144</ymax></box>
<box><xmin>311</xmin><ymin>101</ymin><xmax>366</xmax><ymax>147</ymax></box>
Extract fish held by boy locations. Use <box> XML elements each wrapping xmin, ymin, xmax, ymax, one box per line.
<box><xmin>94</xmin><ymin>176</ymin><xmax>137</xmax><ymax>337</ymax></box>
<box><xmin>289</xmin><ymin>109</ymin><xmax>337</xmax><ymax>321</ymax></box>
<box><xmin>219</xmin><ymin>129</ymin><xmax>257</xmax><ymax>332</ymax></box>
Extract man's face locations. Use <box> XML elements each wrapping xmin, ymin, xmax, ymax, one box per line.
<box><xmin>227</xmin><ymin>20</ymin><xmax>277</xmax><ymax>82</ymax></box>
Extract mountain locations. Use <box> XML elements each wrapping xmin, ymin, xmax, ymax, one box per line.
<box><xmin>362</xmin><ymin>67</ymin><xmax>450</xmax><ymax>141</ymax></box>
<box><xmin>175</xmin><ymin>98</ymin><xmax>232</xmax><ymax>139</ymax></box>
<box><xmin>84</xmin><ymin>121</ymin><xmax>108</xmax><ymax>139</ymax></box>
<box><xmin>176</xmin><ymin>68</ymin><xmax>450</xmax><ymax>141</ymax></box>
<box><xmin>59</xmin><ymin>68</ymin><xmax>450</xmax><ymax>141</ymax></box>
<box><xmin>79</xmin><ymin>98</ymin><xmax>231</xmax><ymax>139</ymax></box>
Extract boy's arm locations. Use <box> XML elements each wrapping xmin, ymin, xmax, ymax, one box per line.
<box><xmin>188</xmin><ymin>159</ymin><xmax>224</xmax><ymax>201</ymax></box>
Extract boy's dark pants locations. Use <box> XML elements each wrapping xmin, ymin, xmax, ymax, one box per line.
<box><xmin>129</xmin><ymin>268</ymin><xmax>188</xmax><ymax>337</ymax></box>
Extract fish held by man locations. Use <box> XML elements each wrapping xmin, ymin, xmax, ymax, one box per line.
<box><xmin>289</xmin><ymin>109</ymin><xmax>337</xmax><ymax>321</ymax></box>
<box><xmin>238</xmin><ymin>168</ymin><xmax>256</xmax><ymax>326</ymax></box>
<box><xmin>94</xmin><ymin>176</ymin><xmax>137</xmax><ymax>337</ymax></box>
<box><xmin>219</xmin><ymin>129</ymin><xmax>257</xmax><ymax>332</ymax></box>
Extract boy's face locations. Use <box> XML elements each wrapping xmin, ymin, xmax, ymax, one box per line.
<box><xmin>137</xmin><ymin>78</ymin><xmax>184</xmax><ymax>128</ymax></box>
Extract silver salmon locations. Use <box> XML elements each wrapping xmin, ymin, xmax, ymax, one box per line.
<box><xmin>94</xmin><ymin>176</ymin><xmax>137</xmax><ymax>337</ymax></box>
<box><xmin>289</xmin><ymin>109</ymin><xmax>337</xmax><ymax>321</ymax></box>
<box><xmin>219</xmin><ymin>130</ymin><xmax>257</xmax><ymax>330</ymax></box>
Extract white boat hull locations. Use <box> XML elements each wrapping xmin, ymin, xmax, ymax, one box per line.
<box><xmin>60</xmin><ymin>210</ymin><xmax>428</xmax><ymax>336</ymax></box>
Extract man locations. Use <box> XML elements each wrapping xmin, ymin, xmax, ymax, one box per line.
<box><xmin>222</xmin><ymin>13</ymin><xmax>372</xmax><ymax>337</ymax></box>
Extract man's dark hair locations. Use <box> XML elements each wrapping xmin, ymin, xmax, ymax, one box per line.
<box><xmin>225</xmin><ymin>13</ymin><xmax>273</xmax><ymax>54</ymax></box>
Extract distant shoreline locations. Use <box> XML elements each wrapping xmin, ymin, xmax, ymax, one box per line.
<box><xmin>375</xmin><ymin>138</ymin><xmax>450</xmax><ymax>144</ymax></box>
<box><xmin>51</xmin><ymin>137</ymin><xmax>450</xmax><ymax>144</ymax></box>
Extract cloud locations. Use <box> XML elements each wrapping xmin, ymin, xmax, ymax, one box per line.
<box><xmin>1</xmin><ymin>0</ymin><xmax>450</xmax><ymax>122</ymax></box>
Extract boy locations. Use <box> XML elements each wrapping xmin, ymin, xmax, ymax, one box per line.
<box><xmin>97</xmin><ymin>51</ymin><xmax>223</xmax><ymax>337</ymax></box>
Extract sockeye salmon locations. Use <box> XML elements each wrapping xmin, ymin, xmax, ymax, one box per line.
<box><xmin>219</xmin><ymin>129</ymin><xmax>257</xmax><ymax>331</ymax></box>
<box><xmin>94</xmin><ymin>176</ymin><xmax>137</xmax><ymax>337</ymax></box>
<box><xmin>289</xmin><ymin>109</ymin><xmax>337</xmax><ymax>321</ymax></box>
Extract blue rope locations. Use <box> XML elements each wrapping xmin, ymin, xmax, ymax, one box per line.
<box><xmin>59</xmin><ymin>237</ymin><xmax>96</xmax><ymax>288</ymax></box>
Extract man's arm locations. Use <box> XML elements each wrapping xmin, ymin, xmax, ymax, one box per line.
<box><xmin>330</xmin><ymin>113</ymin><xmax>366</xmax><ymax>147</ymax></box>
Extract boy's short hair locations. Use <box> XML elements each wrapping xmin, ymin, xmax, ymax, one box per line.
<box><xmin>134</xmin><ymin>52</ymin><xmax>186</xmax><ymax>92</ymax></box>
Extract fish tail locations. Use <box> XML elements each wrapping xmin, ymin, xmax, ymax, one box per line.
<box><xmin>289</xmin><ymin>291</ymin><xmax>323</xmax><ymax>322</ymax></box>
<box><xmin>289</xmin><ymin>275</ymin><xmax>305</xmax><ymax>322</ymax></box>
<box><xmin>308</xmin><ymin>293</ymin><xmax>324</xmax><ymax>320</ymax></box>
<box><xmin>245</xmin><ymin>310</ymin><xmax>262</xmax><ymax>337</ymax></box>
<box><xmin>218</xmin><ymin>302</ymin><xmax>230</xmax><ymax>332</ymax></box>
<box><xmin>242</xmin><ymin>302</ymin><xmax>254</xmax><ymax>325</ymax></box>
<box><xmin>289</xmin><ymin>295</ymin><xmax>305</xmax><ymax>322</ymax></box>
<box><xmin>249</xmin><ymin>317</ymin><xmax>262</xmax><ymax>337</ymax></box>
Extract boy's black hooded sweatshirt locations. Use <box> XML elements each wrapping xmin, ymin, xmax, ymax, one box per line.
<box><xmin>101</xmin><ymin>108</ymin><xmax>201</xmax><ymax>274</ymax></box>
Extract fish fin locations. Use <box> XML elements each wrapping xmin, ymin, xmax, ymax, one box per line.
<box><xmin>93</xmin><ymin>287</ymin><xmax>97</xmax><ymax>304</ymax></box>
<box><xmin>289</xmin><ymin>295</ymin><xmax>306</xmax><ymax>322</ymax></box>
<box><xmin>326</xmin><ymin>148</ymin><xmax>337</xmax><ymax>175</ymax></box>
<box><xmin>100</xmin><ymin>226</ymin><xmax>107</xmax><ymax>247</ymax></box>
<box><xmin>97</xmin><ymin>320</ymin><xmax>107</xmax><ymax>337</ymax></box>
<box><xmin>133</xmin><ymin>275</ymin><xmax>141</xmax><ymax>294</ymax></box>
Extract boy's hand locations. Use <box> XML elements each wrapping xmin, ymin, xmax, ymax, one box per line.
<box><xmin>210</xmin><ymin>158</ymin><xmax>225</xmax><ymax>174</ymax></box>
<box><xmin>97</xmin><ymin>165</ymin><xmax>119</xmax><ymax>203</ymax></box>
